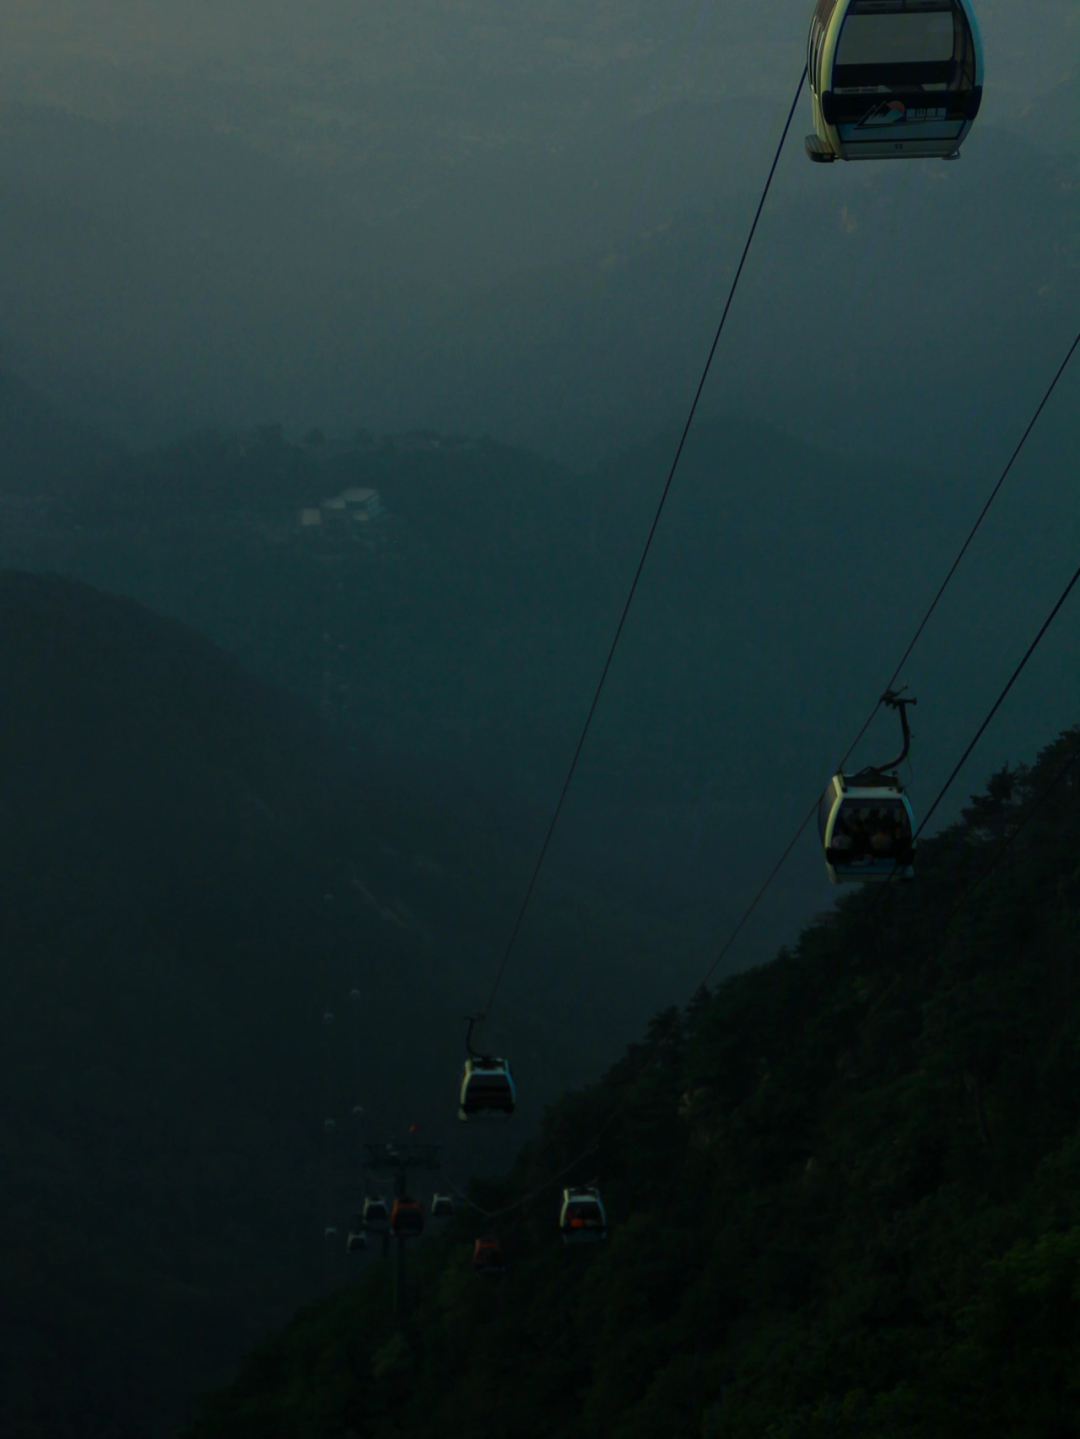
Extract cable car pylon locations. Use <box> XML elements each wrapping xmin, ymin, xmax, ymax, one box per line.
<box><xmin>363</xmin><ymin>1137</ymin><xmax>442</xmax><ymax>1320</ymax></box>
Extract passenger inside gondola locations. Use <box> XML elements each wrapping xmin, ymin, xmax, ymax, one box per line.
<box><xmin>846</xmin><ymin>809</ymin><xmax>870</xmax><ymax>859</ymax></box>
<box><xmin>830</xmin><ymin>814</ymin><xmax>853</xmax><ymax>855</ymax></box>
<box><xmin>838</xmin><ymin>801</ymin><xmax>911</xmax><ymax>864</ymax></box>
<box><xmin>871</xmin><ymin>810</ymin><xmax>897</xmax><ymax>855</ymax></box>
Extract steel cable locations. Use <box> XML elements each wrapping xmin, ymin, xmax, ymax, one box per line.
<box><xmin>474</xmin><ymin>66</ymin><xmax>809</xmax><ymax>1031</ymax></box>
<box><xmin>693</xmin><ymin>321</ymin><xmax>1080</xmax><ymax>989</ymax></box>
<box><xmin>452</xmin><ymin>329</ymin><xmax>1080</xmax><ymax>1226</ymax></box>
<box><xmin>913</xmin><ymin>557</ymin><xmax>1080</xmax><ymax>842</ymax></box>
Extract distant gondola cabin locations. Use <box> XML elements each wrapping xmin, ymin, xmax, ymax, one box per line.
<box><xmin>362</xmin><ymin>1195</ymin><xmax>389</xmax><ymax>1225</ymax></box>
<box><xmin>458</xmin><ymin>1056</ymin><xmax>516</xmax><ymax>1121</ymax></box>
<box><xmin>472</xmin><ymin>1236</ymin><xmax>506</xmax><ymax>1275</ymax></box>
<box><xmin>390</xmin><ymin>1196</ymin><xmax>424</xmax><ymax>1238</ymax></box>
<box><xmin>559</xmin><ymin>1187</ymin><xmax>608</xmax><ymax>1244</ymax></box>
<box><xmin>346</xmin><ymin>1217</ymin><xmax>368</xmax><ymax>1253</ymax></box>
<box><xmin>805</xmin><ymin>0</ymin><xmax>984</xmax><ymax>163</ymax></box>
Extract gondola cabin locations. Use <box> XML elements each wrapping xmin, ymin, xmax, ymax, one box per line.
<box><xmin>805</xmin><ymin>0</ymin><xmax>983</xmax><ymax>163</ymax></box>
<box><xmin>819</xmin><ymin>772</ymin><xmax>916</xmax><ymax>883</ymax></box>
<box><xmin>431</xmin><ymin>1193</ymin><xmax>455</xmax><ymax>1218</ymax></box>
<box><xmin>473</xmin><ymin>1236</ymin><xmax>506</xmax><ymax>1275</ymax></box>
<box><xmin>559</xmin><ymin>1187</ymin><xmax>607</xmax><ymax>1244</ymax></box>
<box><xmin>458</xmin><ymin>1056</ymin><xmax>516</xmax><ymax>1121</ymax></box>
<box><xmin>390</xmin><ymin>1196</ymin><xmax>425</xmax><ymax>1238</ymax></box>
<box><xmin>346</xmin><ymin>1217</ymin><xmax>368</xmax><ymax>1253</ymax></box>
<box><xmin>362</xmin><ymin>1195</ymin><xmax>389</xmax><ymax>1225</ymax></box>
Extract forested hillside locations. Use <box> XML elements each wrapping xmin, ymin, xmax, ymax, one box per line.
<box><xmin>188</xmin><ymin>726</ymin><xmax>1080</xmax><ymax>1437</ymax></box>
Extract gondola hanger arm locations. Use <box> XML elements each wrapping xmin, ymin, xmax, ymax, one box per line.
<box><xmin>464</xmin><ymin>1014</ymin><xmax>485</xmax><ymax>1060</ymax></box>
<box><xmin>877</xmin><ymin>688</ymin><xmax>917</xmax><ymax>773</ymax></box>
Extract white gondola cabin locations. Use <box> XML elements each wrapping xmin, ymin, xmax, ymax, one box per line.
<box><xmin>431</xmin><ymin>1193</ymin><xmax>455</xmax><ymax>1218</ymax></box>
<box><xmin>559</xmin><ymin>1187</ymin><xmax>607</xmax><ymax>1244</ymax></box>
<box><xmin>346</xmin><ymin>1216</ymin><xmax>368</xmax><ymax>1252</ymax></box>
<box><xmin>458</xmin><ymin>1056</ymin><xmax>516</xmax><ymax>1121</ymax></box>
<box><xmin>819</xmin><ymin>773</ymin><xmax>916</xmax><ymax>882</ymax></box>
<box><xmin>805</xmin><ymin>0</ymin><xmax>984</xmax><ymax>163</ymax></box>
<box><xmin>362</xmin><ymin>1195</ymin><xmax>389</xmax><ymax>1225</ymax></box>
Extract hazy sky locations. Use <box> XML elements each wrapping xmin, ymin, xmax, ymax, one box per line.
<box><xmin>0</xmin><ymin>1</ymin><xmax>1076</xmax><ymax>456</ymax></box>
<box><xmin>3</xmin><ymin>1</ymin><xmax>1075</xmax><ymax>166</ymax></box>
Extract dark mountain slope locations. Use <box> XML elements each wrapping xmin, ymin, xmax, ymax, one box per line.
<box><xmin>0</xmin><ymin>569</ymin><xmax>693</xmax><ymax>1437</ymax></box>
<box><xmin>187</xmin><ymin>725</ymin><xmax>1080</xmax><ymax>1438</ymax></box>
<box><xmin>0</xmin><ymin>570</ymin><xmax>379</xmax><ymax>1438</ymax></box>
